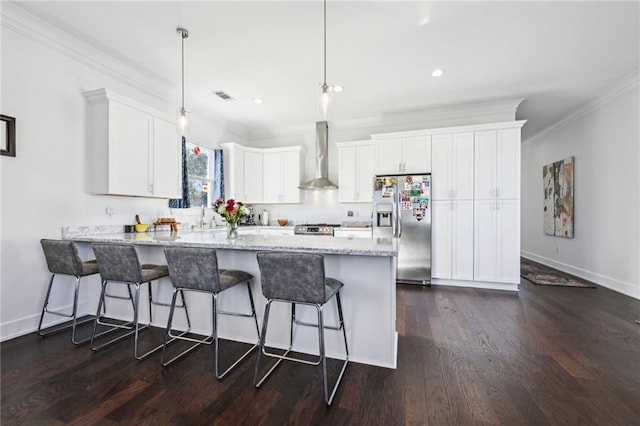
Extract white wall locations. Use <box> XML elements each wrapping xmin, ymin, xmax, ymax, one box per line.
<box><xmin>0</xmin><ymin>8</ymin><xmax>242</xmax><ymax>340</ymax></box>
<box><xmin>521</xmin><ymin>72</ymin><xmax>640</xmax><ymax>299</ymax></box>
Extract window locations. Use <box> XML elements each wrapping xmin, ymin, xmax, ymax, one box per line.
<box><xmin>186</xmin><ymin>143</ymin><xmax>214</xmax><ymax>207</ymax></box>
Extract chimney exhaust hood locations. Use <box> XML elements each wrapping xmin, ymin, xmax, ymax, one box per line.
<box><xmin>298</xmin><ymin>121</ymin><xmax>338</xmax><ymax>190</ymax></box>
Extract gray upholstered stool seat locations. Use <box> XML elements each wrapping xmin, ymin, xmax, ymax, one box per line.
<box><xmin>162</xmin><ymin>247</ymin><xmax>260</xmax><ymax>378</ymax></box>
<box><xmin>90</xmin><ymin>243</ymin><xmax>190</xmax><ymax>360</ymax></box>
<box><xmin>38</xmin><ymin>239</ymin><xmax>101</xmax><ymax>344</ymax></box>
<box><xmin>254</xmin><ymin>251</ymin><xmax>349</xmax><ymax>406</ymax></box>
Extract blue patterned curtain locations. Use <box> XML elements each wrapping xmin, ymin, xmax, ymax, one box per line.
<box><xmin>168</xmin><ymin>137</ymin><xmax>190</xmax><ymax>208</ymax></box>
<box><xmin>213</xmin><ymin>149</ymin><xmax>224</xmax><ymax>201</ymax></box>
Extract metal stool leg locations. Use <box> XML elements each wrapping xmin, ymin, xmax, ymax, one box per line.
<box><xmin>133</xmin><ymin>283</ymin><xmax>161</xmax><ymax>360</ymax></box>
<box><xmin>213</xmin><ymin>283</ymin><xmax>260</xmax><ymax>379</ymax></box>
<box><xmin>160</xmin><ymin>289</ymin><xmax>201</xmax><ymax>366</ymax></box>
<box><xmin>37</xmin><ymin>274</ymin><xmax>56</xmax><ymax>336</ymax></box>
<box><xmin>254</xmin><ymin>300</ymin><xmax>273</xmax><ymax>387</ymax></box>
<box><xmin>90</xmin><ymin>280</ymin><xmax>137</xmax><ymax>351</ymax></box>
<box><xmin>325</xmin><ymin>291</ymin><xmax>349</xmax><ymax>405</ymax></box>
<box><xmin>37</xmin><ymin>274</ymin><xmax>95</xmax><ymax>343</ymax></box>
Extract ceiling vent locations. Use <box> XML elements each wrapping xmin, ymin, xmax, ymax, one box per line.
<box><xmin>214</xmin><ymin>91</ymin><xmax>236</xmax><ymax>102</ymax></box>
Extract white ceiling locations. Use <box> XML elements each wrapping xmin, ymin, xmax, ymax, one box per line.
<box><xmin>12</xmin><ymin>1</ymin><xmax>640</xmax><ymax>140</ymax></box>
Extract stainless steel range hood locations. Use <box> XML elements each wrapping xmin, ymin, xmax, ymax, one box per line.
<box><xmin>298</xmin><ymin>121</ymin><xmax>338</xmax><ymax>190</ymax></box>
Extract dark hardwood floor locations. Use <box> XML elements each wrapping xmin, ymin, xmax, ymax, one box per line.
<box><xmin>3</xmin><ymin>277</ymin><xmax>640</xmax><ymax>425</ymax></box>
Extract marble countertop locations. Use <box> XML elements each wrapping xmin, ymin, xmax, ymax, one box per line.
<box><xmin>66</xmin><ymin>230</ymin><xmax>398</xmax><ymax>257</ymax></box>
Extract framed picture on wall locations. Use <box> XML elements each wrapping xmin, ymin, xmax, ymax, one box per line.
<box><xmin>1</xmin><ymin>115</ymin><xmax>16</xmax><ymax>157</ymax></box>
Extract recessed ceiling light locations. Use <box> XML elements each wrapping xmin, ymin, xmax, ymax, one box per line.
<box><xmin>332</xmin><ymin>85</ymin><xmax>344</xmax><ymax>93</ymax></box>
<box><xmin>432</xmin><ymin>68</ymin><xmax>445</xmax><ymax>78</ymax></box>
<box><xmin>253</xmin><ymin>98</ymin><xmax>264</xmax><ymax>104</ymax></box>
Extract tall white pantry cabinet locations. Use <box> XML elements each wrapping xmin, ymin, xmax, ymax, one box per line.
<box><xmin>371</xmin><ymin>120</ymin><xmax>525</xmax><ymax>290</ymax></box>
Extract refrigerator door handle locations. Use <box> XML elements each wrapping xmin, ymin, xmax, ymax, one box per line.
<box><xmin>391</xmin><ymin>196</ymin><xmax>397</xmax><ymax>237</ymax></box>
<box><xmin>396</xmin><ymin>187</ymin><xmax>402</xmax><ymax>238</ymax></box>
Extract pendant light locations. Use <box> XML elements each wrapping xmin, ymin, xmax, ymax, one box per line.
<box><xmin>318</xmin><ymin>0</ymin><xmax>332</xmax><ymax>120</ymax></box>
<box><xmin>177</xmin><ymin>27</ymin><xmax>189</xmax><ymax>136</ymax></box>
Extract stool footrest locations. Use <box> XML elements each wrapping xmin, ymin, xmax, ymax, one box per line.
<box><xmin>293</xmin><ymin>318</ymin><xmax>342</xmax><ymax>331</ymax></box>
<box><xmin>38</xmin><ymin>315</ymin><xmax>94</xmax><ymax>337</ymax></box>
<box><xmin>104</xmin><ymin>292</ymin><xmax>133</xmax><ymax>301</ymax></box>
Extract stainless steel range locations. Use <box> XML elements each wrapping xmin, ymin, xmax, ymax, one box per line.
<box><xmin>294</xmin><ymin>224</ymin><xmax>340</xmax><ymax>236</ymax></box>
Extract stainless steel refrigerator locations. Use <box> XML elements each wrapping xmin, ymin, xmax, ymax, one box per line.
<box><xmin>373</xmin><ymin>174</ymin><xmax>431</xmax><ymax>285</ymax></box>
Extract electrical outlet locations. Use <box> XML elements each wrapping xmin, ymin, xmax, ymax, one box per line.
<box><xmin>555</xmin><ymin>246</ymin><xmax>559</xmax><ymax>254</ymax></box>
<box><xmin>347</xmin><ymin>210</ymin><xmax>354</xmax><ymax>217</ymax></box>
<box><xmin>106</xmin><ymin>207</ymin><xmax>115</xmax><ymax>218</ymax></box>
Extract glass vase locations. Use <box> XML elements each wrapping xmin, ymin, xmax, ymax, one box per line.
<box><xmin>226</xmin><ymin>222</ymin><xmax>239</xmax><ymax>239</ymax></box>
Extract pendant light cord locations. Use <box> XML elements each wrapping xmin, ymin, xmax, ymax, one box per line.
<box><xmin>181</xmin><ymin>33</ymin><xmax>185</xmax><ymax>110</ymax></box>
<box><xmin>323</xmin><ymin>0</ymin><xmax>327</xmax><ymax>86</ymax></box>
<box><xmin>177</xmin><ymin>28</ymin><xmax>189</xmax><ymax>112</ymax></box>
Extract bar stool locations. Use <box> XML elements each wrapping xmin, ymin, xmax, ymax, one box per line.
<box><xmin>254</xmin><ymin>251</ymin><xmax>349</xmax><ymax>406</ymax></box>
<box><xmin>90</xmin><ymin>243</ymin><xmax>190</xmax><ymax>360</ymax></box>
<box><xmin>162</xmin><ymin>247</ymin><xmax>260</xmax><ymax>379</ymax></box>
<box><xmin>38</xmin><ymin>239</ymin><xmax>100</xmax><ymax>344</ymax></box>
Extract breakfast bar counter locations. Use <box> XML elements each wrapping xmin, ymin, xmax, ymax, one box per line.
<box><xmin>66</xmin><ymin>230</ymin><xmax>399</xmax><ymax>368</ymax></box>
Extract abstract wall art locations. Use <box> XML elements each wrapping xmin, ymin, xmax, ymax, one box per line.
<box><xmin>543</xmin><ymin>156</ymin><xmax>574</xmax><ymax>238</ymax></box>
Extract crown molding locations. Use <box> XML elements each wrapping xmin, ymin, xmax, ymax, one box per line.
<box><xmin>247</xmin><ymin>97</ymin><xmax>524</xmax><ymax>141</ymax></box>
<box><xmin>371</xmin><ymin>120</ymin><xmax>527</xmax><ymax>141</ymax></box>
<box><xmin>1</xmin><ymin>2</ymin><xmax>173</xmax><ymax>102</ymax></box>
<box><xmin>2</xmin><ymin>2</ymin><xmax>250</xmax><ymax>140</ymax></box>
<box><xmin>524</xmin><ymin>70</ymin><xmax>640</xmax><ymax>146</ymax></box>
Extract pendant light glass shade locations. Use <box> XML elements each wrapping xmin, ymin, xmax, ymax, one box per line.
<box><xmin>318</xmin><ymin>83</ymin><xmax>333</xmax><ymax>120</ymax></box>
<box><xmin>179</xmin><ymin>107</ymin><xmax>189</xmax><ymax>136</ymax></box>
<box><xmin>177</xmin><ymin>27</ymin><xmax>189</xmax><ymax>136</ymax></box>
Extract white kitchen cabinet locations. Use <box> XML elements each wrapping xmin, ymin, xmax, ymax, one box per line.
<box><xmin>262</xmin><ymin>147</ymin><xmax>302</xmax><ymax>204</ymax></box>
<box><xmin>337</xmin><ymin>141</ymin><xmax>374</xmax><ymax>203</ymax></box>
<box><xmin>259</xmin><ymin>227</ymin><xmax>295</xmax><ymax>236</ymax></box>
<box><xmin>474</xmin><ymin>129</ymin><xmax>520</xmax><ymax>200</ymax></box>
<box><xmin>473</xmin><ymin>199</ymin><xmax>520</xmax><ymax>283</ymax></box>
<box><xmin>221</xmin><ymin>143</ymin><xmax>303</xmax><ymax>205</ymax></box>
<box><xmin>85</xmin><ymin>88</ymin><xmax>181</xmax><ymax>198</ymax></box>
<box><xmin>334</xmin><ymin>228</ymin><xmax>373</xmax><ymax>238</ymax></box>
<box><xmin>243</xmin><ymin>150</ymin><xmax>263</xmax><ymax>204</ymax></box>
<box><xmin>431</xmin><ymin>200</ymin><xmax>474</xmax><ymax>280</ymax></box>
<box><xmin>431</xmin><ymin>132</ymin><xmax>474</xmax><ymax>200</ymax></box>
<box><xmin>220</xmin><ymin>143</ymin><xmax>244</xmax><ymax>201</ymax></box>
<box><xmin>152</xmin><ymin>117</ymin><xmax>182</xmax><ymax>198</ymax></box>
<box><xmin>374</xmin><ymin>136</ymin><xmax>431</xmax><ymax>175</ymax></box>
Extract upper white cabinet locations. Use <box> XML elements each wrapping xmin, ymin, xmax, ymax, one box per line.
<box><xmin>220</xmin><ymin>143</ymin><xmax>303</xmax><ymax>204</ymax></box>
<box><xmin>373</xmin><ymin>135</ymin><xmax>431</xmax><ymax>175</ymax></box>
<box><xmin>474</xmin><ymin>129</ymin><xmax>520</xmax><ymax>200</ymax></box>
<box><xmin>85</xmin><ymin>88</ymin><xmax>181</xmax><ymax>198</ymax></box>
<box><xmin>263</xmin><ymin>147</ymin><xmax>303</xmax><ymax>203</ymax></box>
<box><xmin>243</xmin><ymin>149</ymin><xmax>263</xmax><ymax>204</ymax></box>
<box><xmin>431</xmin><ymin>132</ymin><xmax>474</xmax><ymax>200</ymax></box>
<box><xmin>152</xmin><ymin>117</ymin><xmax>182</xmax><ymax>198</ymax></box>
<box><xmin>221</xmin><ymin>142</ymin><xmax>244</xmax><ymax>201</ymax></box>
<box><xmin>337</xmin><ymin>141</ymin><xmax>374</xmax><ymax>203</ymax></box>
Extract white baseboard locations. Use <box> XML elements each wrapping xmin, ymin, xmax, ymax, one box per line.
<box><xmin>431</xmin><ymin>278</ymin><xmax>519</xmax><ymax>292</ymax></box>
<box><xmin>521</xmin><ymin>251</ymin><xmax>640</xmax><ymax>300</ymax></box>
<box><xmin>0</xmin><ymin>301</ymin><xmax>91</xmax><ymax>342</ymax></box>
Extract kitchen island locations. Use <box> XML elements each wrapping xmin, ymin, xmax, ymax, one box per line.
<box><xmin>66</xmin><ymin>229</ymin><xmax>399</xmax><ymax>368</ymax></box>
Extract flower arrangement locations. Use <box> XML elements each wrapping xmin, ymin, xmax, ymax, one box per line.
<box><xmin>213</xmin><ymin>198</ymin><xmax>247</xmax><ymax>225</ymax></box>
